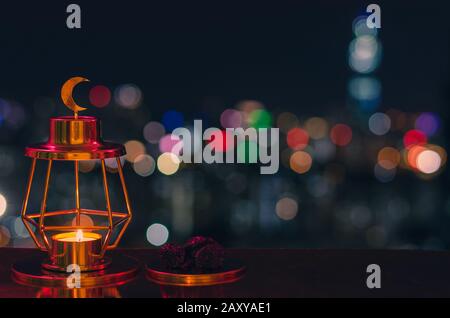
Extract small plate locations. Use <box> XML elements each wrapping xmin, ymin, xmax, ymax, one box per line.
<box><xmin>145</xmin><ymin>259</ymin><xmax>246</xmax><ymax>286</ymax></box>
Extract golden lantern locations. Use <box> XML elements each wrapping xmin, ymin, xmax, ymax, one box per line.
<box><xmin>12</xmin><ymin>77</ymin><xmax>138</xmax><ymax>288</ymax></box>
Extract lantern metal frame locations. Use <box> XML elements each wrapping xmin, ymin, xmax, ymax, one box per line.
<box><xmin>20</xmin><ymin>116</ymin><xmax>132</xmax><ymax>259</ymax></box>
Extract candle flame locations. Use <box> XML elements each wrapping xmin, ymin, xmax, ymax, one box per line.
<box><xmin>76</xmin><ymin>229</ymin><xmax>83</xmax><ymax>242</ymax></box>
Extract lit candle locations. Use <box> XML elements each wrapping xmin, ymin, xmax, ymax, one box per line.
<box><xmin>43</xmin><ymin>230</ymin><xmax>106</xmax><ymax>272</ymax></box>
<box><xmin>57</xmin><ymin>230</ymin><xmax>97</xmax><ymax>242</ymax></box>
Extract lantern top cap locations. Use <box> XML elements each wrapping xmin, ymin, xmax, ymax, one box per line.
<box><xmin>25</xmin><ymin>116</ymin><xmax>125</xmax><ymax>160</ymax></box>
<box><xmin>51</xmin><ymin>115</ymin><xmax>97</xmax><ymax>121</ymax></box>
<box><xmin>25</xmin><ymin>78</ymin><xmax>125</xmax><ymax>160</ymax></box>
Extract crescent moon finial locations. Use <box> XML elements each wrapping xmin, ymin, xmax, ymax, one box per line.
<box><xmin>61</xmin><ymin>77</ymin><xmax>90</xmax><ymax>118</ymax></box>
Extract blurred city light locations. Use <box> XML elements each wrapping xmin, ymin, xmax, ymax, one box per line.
<box><xmin>276</xmin><ymin>197</ymin><xmax>298</xmax><ymax>220</ymax></box>
<box><xmin>415</xmin><ymin>112</ymin><xmax>440</xmax><ymax>137</ymax></box>
<box><xmin>287</xmin><ymin>128</ymin><xmax>309</xmax><ymax>150</ymax></box>
<box><xmin>248</xmin><ymin>109</ymin><xmax>272</xmax><ymax>129</ymax></box>
<box><xmin>369</xmin><ymin>112</ymin><xmax>391</xmax><ymax>136</ymax></box>
<box><xmin>89</xmin><ymin>85</ymin><xmax>111</xmax><ymax>108</ymax></box>
<box><xmin>159</xmin><ymin>134</ymin><xmax>182</xmax><ymax>154</ymax></box>
<box><xmin>330</xmin><ymin>124</ymin><xmax>352</xmax><ymax>146</ymax></box>
<box><xmin>133</xmin><ymin>154</ymin><xmax>156</xmax><ymax>177</ymax></box>
<box><xmin>157</xmin><ymin>152</ymin><xmax>180</xmax><ymax>175</ymax></box>
<box><xmin>416</xmin><ymin>150</ymin><xmax>441</xmax><ymax>174</ymax></box>
<box><xmin>143</xmin><ymin>121</ymin><xmax>166</xmax><ymax>144</ymax></box>
<box><xmin>0</xmin><ymin>194</ymin><xmax>6</xmax><ymax>217</ymax></box>
<box><xmin>403</xmin><ymin>129</ymin><xmax>427</xmax><ymax>149</ymax></box>
<box><xmin>305</xmin><ymin>117</ymin><xmax>328</xmax><ymax>140</ymax></box>
<box><xmin>220</xmin><ymin>109</ymin><xmax>243</xmax><ymax>128</ymax></box>
<box><xmin>290</xmin><ymin>151</ymin><xmax>313</xmax><ymax>174</ymax></box>
<box><xmin>124</xmin><ymin>140</ymin><xmax>146</xmax><ymax>162</ymax></box>
<box><xmin>378</xmin><ymin>147</ymin><xmax>401</xmax><ymax>169</ymax></box>
<box><xmin>146</xmin><ymin>223</ymin><xmax>169</xmax><ymax>246</ymax></box>
<box><xmin>114</xmin><ymin>84</ymin><xmax>142</xmax><ymax>109</ymax></box>
<box><xmin>162</xmin><ymin>110</ymin><xmax>184</xmax><ymax>132</ymax></box>
<box><xmin>349</xmin><ymin>35</ymin><xmax>382</xmax><ymax>74</ymax></box>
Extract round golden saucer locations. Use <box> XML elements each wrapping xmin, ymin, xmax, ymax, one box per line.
<box><xmin>145</xmin><ymin>259</ymin><xmax>246</xmax><ymax>286</ymax></box>
<box><xmin>12</xmin><ymin>254</ymin><xmax>139</xmax><ymax>288</ymax></box>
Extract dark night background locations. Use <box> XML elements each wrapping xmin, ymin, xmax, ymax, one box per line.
<box><xmin>0</xmin><ymin>1</ymin><xmax>449</xmax><ymax>249</ymax></box>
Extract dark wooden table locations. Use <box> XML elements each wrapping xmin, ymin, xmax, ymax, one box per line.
<box><xmin>0</xmin><ymin>248</ymin><xmax>449</xmax><ymax>298</ymax></box>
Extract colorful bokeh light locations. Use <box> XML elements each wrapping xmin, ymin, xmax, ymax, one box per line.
<box><xmin>89</xmin><ymin>85</ymin><xmax>111</xmax><ymax>108</ymax></box>
<box><xmin>114</xmin><ymin>84</ymin><xmax>142</xmax><ymax>109</ymax></box>
<box><xmin>0</xmin><ymin>194</ymin><xmax>6</xmax><ymax>217</ymax></box>
<box><xmin>403</xmin><ymin>129</ymin><xmax>427</xmax><ymax>149</ymax></box>
<box><xmin>377</xmin><ymin>147</ymin><xmax>400</xmax><ymax>169</ymax></box>
<box><xmin>248</xmin><ymin>109</ymin><xmax>272</xmax><ymax>129</ymax></box>
<box><xmin>330</xmin><ymin>124</ymin><xmax>352</xmax><ymax>146</ymax></box>
<box><xmin>276</xmin><ymin>197</ymin><xmax>298</xmax><ymax>220</ymax></box>
<box><xmin>220</xmin><ymin>109</ymin><xmax>243</xmax><ymax>128</ymax></box>
<box><xmin>416</xmin><ymin>150</ymin><xmax>441</xmax><ymax>174</ymax></box>
<box><xmin>415</xmin><ymin>112</ymin><xmax>440</xmax><ymax>137</ymax></box>
<box><xmin>143</xmin><ymin>121</ymin><xmax>166</xmax><ymax>144</ymax></box>
<box><xmin>157</xmin><ymin>152</ymin><xmax>180</xmax><ymax>175</ymax></box>
<box><xmin>305</xmin><ymin>117</ymin><xmax>328</xmax><ymax>140</ymax></box>
<box><xmin>79</xmin><ymin>160</ymin><xmax>96</xmax><ymax>173</ymax></box>
<box><xmin>124</xmin><ymin>140</ymin><xmax>146</xmax><ymax>163</ymax></box>
<box><xmin>406</xmin><ymin>145</ymin><xmax>427</xmax><ymax>170</ymax></box>
<box><xmin>71</xmin><ymin>215</ymin><xmax>94</xmax><ymax>227</ymax></box>
<box><xmin>289</xmin><ymin>151</ymin><xmax>313</xmax><ymax>174</ymax></box>
<box><xmin>146</xmin><ymin>223</ymin><xmax>169</xmax><ymax>246</ymax></box>
<box><xmin>159</xmin><ymin>134</ymin><xmax>182</xmax><ymax>154</ymax></box>
<box><xmin>162</xmin><ymin>110</ymin><xmax>184</xmax><ymax>132</ymax></box>
<box><xmin>287</xmin><ymin>128</ymin><xmax>309</xmax><ymax>150</ymax></box>
<box><xmin>369</xmin><ymin>112</ymin><xmax>391</xmax><ymax>136</ymax></box>
<box><xmin>133</xmin><ymin>154</ymin><xmax>156</xmax><ymax>177</ymax></box>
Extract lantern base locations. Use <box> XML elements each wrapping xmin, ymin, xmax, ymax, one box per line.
<box><xmin>11</xmin><ymin>254</ymin><xmax>139</xmax><ymax>288</ymax></box>
<box><xmin>41</xmin><ymin>256</ymin><xmax>112</xmax><ymax>272</ymax></box>
<box><xmin>145</xmin><ymin>259</ymin><xmax>246</xmax><ymax>286</ymax></box>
